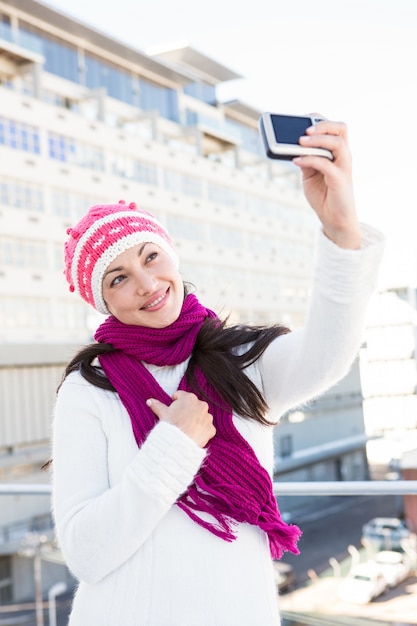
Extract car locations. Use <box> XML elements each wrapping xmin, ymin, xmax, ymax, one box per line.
<box><xmin>272</xmin><ymin>560</ymin><xmax>296</xmax><ymax>593</ymax></box>
<box><xmin>361</xmin><ymin>517</ymin><xmax>411</xmax><ymax>551</ymax></box>
<box><xmin>374</xmin><ymin>550</ymin><xmax>412</xmax><ymax>587</ymax></box>
<box><xmin>338</xmin><ymin>562</ymin><xmax>388</xmax><ymax>604</ymax></box>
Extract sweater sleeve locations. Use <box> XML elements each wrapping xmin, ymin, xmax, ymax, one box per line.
<box><xmin>258</xmin><ymin>223</ymin><xmax>385</xmax><ymax>420</ymax></box>
<box><xmin>52</xmin><ymin>375</ymin><xmax>206</xmax><ymax>584</ymax></box>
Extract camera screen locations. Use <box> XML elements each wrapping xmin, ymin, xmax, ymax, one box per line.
<box><xmin>271</xmin><ymin>115</ymin><xmax>311</xmax><ymax>145</ymax></box>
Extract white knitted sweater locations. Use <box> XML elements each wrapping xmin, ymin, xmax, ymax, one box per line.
<box><xmin>52</xmin><ymin>225</ymin><xmax>384</xmax><ymax>626</ymax></box>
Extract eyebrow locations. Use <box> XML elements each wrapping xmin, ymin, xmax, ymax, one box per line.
<box><xmin>103</xmin><ymin>242</ymin><xmax>148</xmax><ymax>279</ymax></box>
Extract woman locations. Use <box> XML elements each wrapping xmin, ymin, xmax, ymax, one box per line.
<box><xmin>52</xmin><ymin>119</ymin><xmax>384</xmax><ymax>625</ymax></box>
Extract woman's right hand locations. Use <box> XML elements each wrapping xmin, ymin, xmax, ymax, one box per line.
<box><xmin>146</xmin><ymin>390</ymin><xmax>216</xmax><ymax>448</ymax></box>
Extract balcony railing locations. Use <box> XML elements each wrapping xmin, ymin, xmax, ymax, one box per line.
<box><xmin>1</xmin><ymin>481</ymin><xmax>416</xmax><ymax>626</ymax></box>
<box><xmin>1</xmin><ymin>480</ymin><xmax>417</xmax><ymax>496</ymax></box>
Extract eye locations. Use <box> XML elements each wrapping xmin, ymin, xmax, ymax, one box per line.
<box><xmin>110</xmin><ymin>274</ymin><xmax>125</xmax><ymax>287</ymax></box>
<box><xmin>145</xmin><ymin>251</ymin><xmax>158</xmax><ymax>263</ymax></box>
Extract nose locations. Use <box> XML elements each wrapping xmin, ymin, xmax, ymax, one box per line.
<box><xmin>133</xmin><ymin>270</ymin><xmax>157</xmax><ymax>296</ymax></box>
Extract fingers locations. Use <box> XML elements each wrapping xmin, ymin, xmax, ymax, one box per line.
<box><xmin>146</xmin><ymin>397</ymin><xmax>167</xmax><ymax>419</ymax></box>
<box><xmin>308</xmin><ymin>119</ymin><xmax>348</xmax><ymax>140</ymax></box>
<box><xmin>293</xmin><ymin>119</ymin><xmax>352</xmax><ymax>183</ymax></box>
<box><xmin>300</xmin><ymin>123</ymin><xmax>351</xmax><ymax>166</ymax></box>
<box><xmin>147</xmin><ymin>391</ymin><xmax>216</xmax><ymax>448</ymax></box>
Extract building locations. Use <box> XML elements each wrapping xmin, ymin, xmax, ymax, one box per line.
<box><xmin>360</xmin><ymin>287</ymin><xmax>417</xmax><ymax>472</ymax></box>
<box><xmin>273</xmin><ymin>358</ymin><xmax>371</xmax><ymax>515</ymax></box>
<box><xmin>0</xmin><ymin>0</ymin><xmax>368</xmax><ymax>602</ymax></box>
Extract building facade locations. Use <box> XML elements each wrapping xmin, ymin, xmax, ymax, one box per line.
<box><xmin>360</xmin><ymin>286</ymin><xmax>417</xmax><ymax>475</ymax></box>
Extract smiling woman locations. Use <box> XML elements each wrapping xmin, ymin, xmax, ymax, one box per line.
<box><xmin>52</xmin><ymin>119</ymin><xmax>385</xmax><ymax>626</ymax></box>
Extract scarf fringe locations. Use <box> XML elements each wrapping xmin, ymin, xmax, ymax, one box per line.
<box><xmin>179</xmin><ymin>475</ymin><xmax>302</xmax><ymax>558</ymax></box>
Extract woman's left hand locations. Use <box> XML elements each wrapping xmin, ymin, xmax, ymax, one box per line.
<box><xmin>293</xmin><ymin>119</ymin><xmax>361</xmax><ymax>250</ymax></box>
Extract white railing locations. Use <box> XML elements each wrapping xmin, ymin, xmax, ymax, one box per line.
<box><xmin>1</xmin><ymin>480</ymin><xmax>417</xmax><ymax>496</ymax></box>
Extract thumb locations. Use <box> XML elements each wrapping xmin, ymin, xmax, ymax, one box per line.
<box><xmin>146</xmin><ymin>398</ymin><xmax>167</xmax><ymax>419</ymax></box>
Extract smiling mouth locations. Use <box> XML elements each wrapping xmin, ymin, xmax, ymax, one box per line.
<box><xmin>141</xmin><ymin>289</ymin><xmax>169</xmax><ymax>310</ymax></box>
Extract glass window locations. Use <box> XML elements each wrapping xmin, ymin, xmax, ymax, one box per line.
<box><xmin>0</xmin><ymin>14</ymin><xmax>12</xmax><ymax>44</ymax></box>
<box><xmin>164</xmin><ymin>170</ymin><xmax>181</xmax><ymax>193</ymax></box>
<box><xmin>165</xmin><ymin>216</ymin><xmax>205</xmax><ymax>242</ymax></box>
<box><xmin>19</xmin><ymin>23</ymin><xmax>79</xmax><ymax>82</ymax></box>
<box><xmin>0</xmin><ymin>117</ymin><xmax>40</xmax><ymax>154</ymax></box>
<box><xmin>226</xmin><ymin>118</ymin><xmax>263</xmax><ymax>156</ymax></box>
<box><xmin>0</xmin><ymin>237</ymin><xmax>48</xmax><ymax>269</ymax></box>
<box><xmin>48</xmin><ymin>132</ymin><xmax>104</xmax><ymax>172</ymax></box>
<box><xmin>0</xmin><ymin>296</ymin><xmax>80</xmax><ymax>330</ymax></box>
<box><xmin>209</xmin><ymin>225</ymin><xmax>243</xmax><ymax>249</ymax></box>
<box><xmin>207</xmin><ymin>182</ymin><xmax>241</xmax><ymax>208</ymax></box>
<box><xmin>50</xmin><ymin>189</ymin><xmax>100</xmax><ymax>220</ymax></box>
<box><xmin>134</xmin><ymin>161</ymin><xmax>158</xmax><ymax>186</ymax></box>
<box><xmin>139</xmin><ymin>80</ymin><xmax>179</xmax><ymax>123</ymax></box>
<box><xmin>53</xmin><ymin>298</ymin><xmax>88</xmax><ymax>330</ymax></box>
<box><xmin>110</xmin><ymin>153</ymin><xmax>134</xmax><ymax>179</ymax></box>
<box><xmin>164</xmin><ymin>170</ymin><xmax>202</xmax><ymax>198</ymax></box>
<box><xmin>246</xmin><ymin>194</ymin><xmax>280</xmax><ymax>218</ymax></box>
<box><xmin>248</xmin><ymin>233</ymin><xmax>277</xmax><ymax>256</ymax></box>
<box><xmin>181</xmin><ymin>175</ymin><xmax>202</xmax><ymax>198</ymax></box>
<box><xmin>184</xmin><ymin>82</ymin><xmax>216</xmax><ymax>105</ymax></box>
<box><xmin>0</xmin><ymin>177</ymin><xmax>44</xmax><ymax>211</ymax></box>
<box><xmin>85</xmin><ymin>53</ymin><xmax>135</xmax><ymax>105</ymax></box>
<box><xmin>280</xmin><ymin>434</ymin><xmax>293</xmax><ymax>458</ymax></box>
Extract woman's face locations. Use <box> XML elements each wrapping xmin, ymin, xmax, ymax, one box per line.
<box><xmin>102</xmin><ymin>243</ymin><xmax>184</xmax><ymax>328</ymax></box>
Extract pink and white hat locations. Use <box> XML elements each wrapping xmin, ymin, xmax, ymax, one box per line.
<box><xmin>64</xmin><ymin>200</ymin><xmax>179</xmax><ymax>314</ymax></box>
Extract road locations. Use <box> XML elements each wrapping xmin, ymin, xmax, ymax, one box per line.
<box><xmin>281</xmin><ymin>493</ymin><xmax>400</xmax><ymax>584</ymax></box>
<box><xmin>278</xmin><ymin>493</ymin><xmax>417</xmax><ymax>626</ymax></box>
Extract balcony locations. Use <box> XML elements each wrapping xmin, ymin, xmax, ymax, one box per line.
<box><xmin>183</xmin><ymin>109</ymin><xmax>242</xmax><ymax>156</ymax></box>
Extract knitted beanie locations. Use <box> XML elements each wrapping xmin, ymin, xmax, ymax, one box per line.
<box><xmin>64</xmin><ymin>200</ymin><xmax>179</xmax><ymax>314</ymax></box>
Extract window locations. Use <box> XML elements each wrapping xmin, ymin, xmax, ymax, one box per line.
<box><xmin>0</xmin><ymin>237</ymin><xmax>48</xmax><ymax>269</ymax></box>
<box><xmin>50</xmin><ymin>190</ymin><xmax>100</xmax><ymax>221</ymax></box>
<box><xmin>0</xmin><ymin>14</ymin><xmax>12</xmax><ymax>44</ymax></box>
<box><xmin>134</xmin><ymin>160</ymin><xmax>158</xmax><ymax>186</ymax></box>
<box><xmin>48</xmin><ymin>133</ymin><xmax>104</xmax><ymax>172</ymax></box>
<box><xmin>209</xmin><ymin>225</ymin><xmax>243</xmax><ymax>249</ymax></box>
<box><xmin>0</xmin><ymin>297</ymin><xmax>87</xmax><ymax>331</ymax></box>
<box><xmin>226</xmin><ymin>118</ymin><xmax>263</xmax><ymax>156</ymax></box>
<box><xmin>166</xmin><ymin>216</ymin><xmax>205</xmax><ymax>242</ymax></box>
<box><xmin>164</xmin><ymin>170</ymin><xmax>202</xmax><ymax>198</ymax></box>
<box><xmin>85</xmin><ymin>53</ymin><xmax>135</xmax><ymax>105</ymax></box>
<box><xmin>19</xmin><ymin>22</ymin><xmax>79</xmax><ymax>82</ymax></box>
<box><xmin>109</xmin><ymin>154</ymin><xmax>158</xmax><ymax>185</ymax></box>
<box><xmin>207</xmin><ymin>182</ymin><xmax>242</xmax><ymax>208</ymax></box>
<box><xmin>139</xmin><ymin>80</ymin><xmax>179</xmax><ymax>123</ymax></box>
<box><xmin>0</xmin><ymin>177</ymin><xmax>43</xmax><ymax>211</ymax></box>
<box><xmin>280</xmin><ymin>434</ymin><xmax>293</xmax><ymax>458</ymax></box>
<box><xmin>184</xmin><ymin>82</ymin><xmax>216</xmax><ymax>105</ymax></box>
<box><xmin>0</xmin><ymin>117</ymin><xmax>40</xmax><ymax>154</ymax></box>
<box><xmin>248</xmin><ymin>233</ymin><xmax>276</xmax><ymax>256</ymax></box>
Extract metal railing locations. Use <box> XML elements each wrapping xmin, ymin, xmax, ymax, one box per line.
<box><xmin>1</xmin><ymin>481</ymin><xmax>416</xmax><ymax>626</ymax></box>
<box><xmin>1</xmin><ymin>480</ymin><xmax>417</xmax><ymax>496</ymax></box>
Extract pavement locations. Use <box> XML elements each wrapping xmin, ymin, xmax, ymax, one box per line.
<box><xmin>279</xmin><ymin>574</ymin><xmax>417</xmax><ymax>625</ymax></box>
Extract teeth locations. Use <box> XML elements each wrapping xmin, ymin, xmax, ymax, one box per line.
<box><xmin>144</xmin><ymin>293</ymin><xmax>166</xmax><ymax>309</ymax></box>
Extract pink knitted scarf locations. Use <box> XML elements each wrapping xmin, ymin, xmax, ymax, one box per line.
<box><xmin>94</xmin><ymin>293</ymin><xmax>301</xmax><ymax>558</ymax></box>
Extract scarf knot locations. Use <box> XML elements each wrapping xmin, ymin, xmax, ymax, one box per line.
<box><xmin>94</xmin><ymin>293</ymin><xmax>301</xmax><ymax>558</ymax></box>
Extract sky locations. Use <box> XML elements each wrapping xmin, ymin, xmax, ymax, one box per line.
<box><xmin>43</xmin><ymin>0</ymin><xmax>417</xmax><ymax>289</ymax></box>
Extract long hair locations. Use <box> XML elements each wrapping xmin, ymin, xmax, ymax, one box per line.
<box><xmin>61</xmin><ymin>317</ymin><xmax>290</xmax><ymax>426</ymax></box>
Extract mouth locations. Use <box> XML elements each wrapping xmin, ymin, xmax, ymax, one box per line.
<box><xmin>141</xmin><ymin>288</ymin><xmax>169</xmax><ymax>310</ymax></box>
